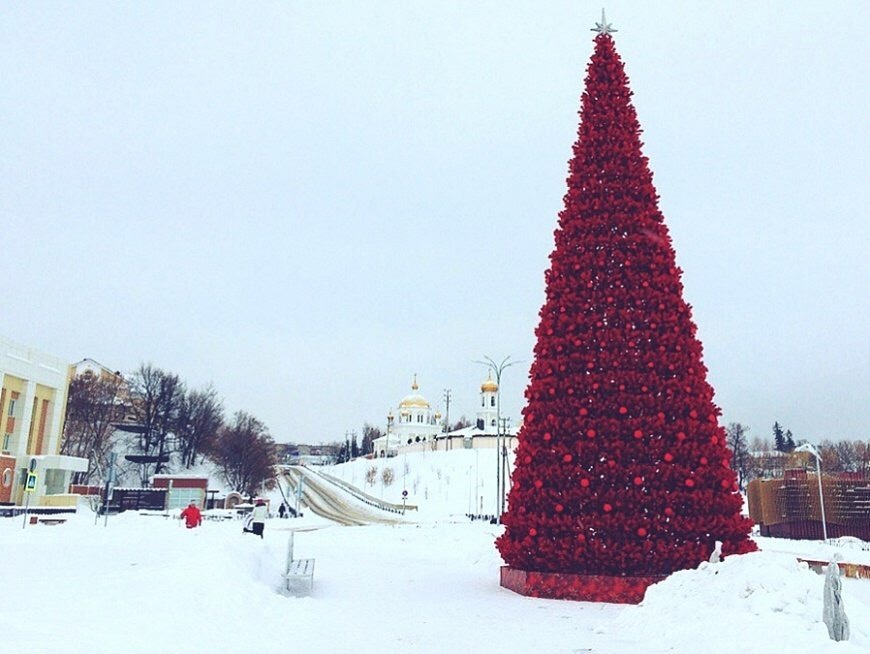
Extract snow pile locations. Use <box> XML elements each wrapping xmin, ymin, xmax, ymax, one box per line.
<box><xmin>762</xmin><ymin>536</ymin><xmax>870</xmax><ymax>567</ymax></box>
<box><xmin>604</xmin><ymin>550</ymin><xmax>869</xmax><ymax>652</ymax></box>
<box><xmin>1</xmin><ymin>511</ymin><xmax>290</xmax><ymax>653</ymax></box>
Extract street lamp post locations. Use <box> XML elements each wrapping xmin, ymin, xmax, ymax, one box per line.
<box><xmin>794</xmin><ymin>443</ymin><xmax>828</xmax><ymax>542</ymax></box>
<box><xmin>499</xmin><ymin>416</ymin><xmax>511</xmax><ymax>514</ymax></box>
<box><xmin>475</xmin><ymin>355</ymin><xmax>521</xmax><ymax>519</ymax></box>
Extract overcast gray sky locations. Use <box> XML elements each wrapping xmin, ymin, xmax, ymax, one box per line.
<box><xmin>2</xmin><ymin>2</ymin><xmax>867</xmax><ymax>445</ymax></box>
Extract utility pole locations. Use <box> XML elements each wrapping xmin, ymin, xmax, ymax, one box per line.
<box><xmin>443</xmin><ymin>389</ymin><xmax>452</xmax><ymax>449</ymax></box>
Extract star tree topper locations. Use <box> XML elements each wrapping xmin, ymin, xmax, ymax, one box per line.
<box><xmin>591</xmin><ymin>8</ymin><xmax>617</xmax><ymax>35</ymax></box>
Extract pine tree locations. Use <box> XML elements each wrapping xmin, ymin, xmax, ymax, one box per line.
<box><xmin>784</xmin><ymin>429</ymin><xmax>796</xmax><ymax>452</ymax></box>
<box><xmin>351</xmin><ymin>433</ymin><xmax>360</xmax><ymax>458</ymax></box>
<box><xmin>773</xmin><ymin>422</ymin><xmax>786</xmax><ymax>452</ymax></box>
<box><xmin>496</xmin><ymin>30</ymin><xmax>755</xmax><ymax>577</ymax></box>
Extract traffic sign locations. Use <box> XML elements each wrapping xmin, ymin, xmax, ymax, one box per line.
<box><xmin>25</xmin><ymin>473</ymin><xmax>38</xmax><ymax>492</ymax></box>
<box><xmin>402</xmin><ymin>490</ymin><xmax>408</xmax><ymax>498</ymax></box>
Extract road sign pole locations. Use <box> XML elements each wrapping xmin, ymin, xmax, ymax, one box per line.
<box><xmin>103</xmin><ymin>452</ymin><xmax>116</xmax><ymax>528</ymax></box>
<box><xmin>21</xmin><ymin>489</ymin><xmax>31</xmax><ymax>530</ymax></box>
<box><xmin>22</xmin><ymin>458</ymin><xmax>38</xmax><ymax>529</ymax></box>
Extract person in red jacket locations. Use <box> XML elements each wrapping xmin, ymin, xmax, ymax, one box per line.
<box><xmin>180</xmin><ymin>501</ymin><xmax>202</xmax><ymax>528</ymax></box>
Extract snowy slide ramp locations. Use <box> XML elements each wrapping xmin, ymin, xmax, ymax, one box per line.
<box><xmin>282</xmin><ymin>466</ymin><xmax>407</xmax><ymax>527</ymax></box>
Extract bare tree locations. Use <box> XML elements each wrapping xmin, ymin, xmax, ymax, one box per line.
<box><xmin>381</xmin><ymin>467</ymin><xmax>395</xmax><ymax>487</ymax></box>
<box><xmin>61</xmin><ymin>371</ymin><xmax>126</xmax><ymax>484</ymax></box>
<box><xmin>210</xmin><ymin>411</ymin><xmax>277</xmax><ymax>495</ymax></box>
<box><xmin>126</xmin><ymin>363</ymin><xmax>183</xmax><ymax>485</ymax></box>
<box><xmin>175</xmin><ymin>385</ymin><xmax>224</xmax><ymax>468</ymax></box>
<box><xmin>361</xmin><ymin>423</ymin><xmax>383</xmax><ymax>455</ymax></box>
<box><xmin>449</xmin><ymin>415</ymin><xmax>473</xmax><ymax>431</ymax></box>
<box><xmin>726</xmin><ymin>422</ymin><xmax>751</xmax><ymax>489</ymax></box>
<box><xmin>833</xmin><ymin>440</ymin><xmax>859</xmax><ymax>473</ymax></box>
<box><xmin>855</xmin><ymin>441</ymin><xmax>870</xmax><ymax>477</ymax></box>
<box><xmin>817</xmin><ymin>439</ymin><xmax>860</xmax><ymax>474</ymax></box>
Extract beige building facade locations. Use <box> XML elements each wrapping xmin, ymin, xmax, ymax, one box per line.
<box><xmin>0</xmin><ymin>336</ymin><xmax>87</xmax><ymax>507</ymax></box>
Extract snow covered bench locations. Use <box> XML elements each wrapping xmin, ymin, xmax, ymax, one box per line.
<box><xmin>38</xmin><ymin>516</ymin><xmax>68</xmax><ymax>526</ymax></box>
<box><xmin>284</xmin><ymin>558</ymin><xmax>315</xmax><ymax>595</ymax></box>
<box><xmin>283</xmin><ymin>531</ymin><xmax>315</xmax><ymax>595</ymax></box>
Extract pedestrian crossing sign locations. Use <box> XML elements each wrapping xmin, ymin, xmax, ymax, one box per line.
<box><xmin>25</xmin><ymin>472</ymin><xmax>37</xmax><ymax>492</ymax></box>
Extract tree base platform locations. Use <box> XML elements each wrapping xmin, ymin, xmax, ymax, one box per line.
<box><xmin>500</xmin><ymin>566</ymin><xmax>666</xmax><ymax>604</ymax></box>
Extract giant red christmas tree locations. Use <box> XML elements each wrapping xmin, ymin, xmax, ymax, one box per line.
<box><xmin>497</xmin><ymin>24</ymin><xmax>755</xmax><ymax>601</ymax></box>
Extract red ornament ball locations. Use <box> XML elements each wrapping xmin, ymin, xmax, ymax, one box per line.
<box><xmin>664</xmin><ymin>507</ymin><xmax>675</xmax><ymax>517</ymax></box>
<box><xmin>580</xmin><ymin>478</ymin><xmax>590</xmax><ymax>488</ymax></box>
<box><xmin>529</xmin><ymin>528</ymin><xmax>537</xmax><ymax>537</ymax></box>
<box><xmin>603</xmin><ymin>503</ymin><xmax>613</xmax><ymax>513</ymax></box>
<box><xmin>664</xmin><ymin>453</ymin><xmax>674</xmax><ymax>462</ymax></box>
<box><xmin>685</xmin><ymin>478</ymin><xmax>695</xmax><ymax>488</ymax></box>
<box><xmin>534</xmin><ymin>480</ymin><xmax>543</xmax><ymax>489</ymax></box>
<box><xmin>619</xmin><ymin>406</ymin><xmax>628</xmax><ymax>415</ymax></box>
<box><xmin>580</xmin><ymin>408</ymin><xmax>589</xmax><ymax>416</ymax></box>
<box><xmin>637</xmin><ymin>527</ymin><xmax>648</xmax><ymax>537</ymax></box>
<box><xmin>555</xmin><ymin>503</ymin><xmax>564</xmax><ymax>513</ymax></box>
<box><xmin>586</xmin><ymin>429</ymin><xmax>597</xmax><ymax>439</ymax></box>
<box><xmin>633</xmin><ymin>429</ymin><xmax>643</xmax><ymax>439</ymax></box>
<box><xmin>543</xmin><ymin>432</ymin><xmax>552</xmax><ymax>441</ymax></box>
<box><xmin>563</xmin><ymin>454</ymin><xmax>573</xmax><ymax>463</ymax></box>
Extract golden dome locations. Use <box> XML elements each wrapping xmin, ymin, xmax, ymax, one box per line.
<box><xmin>481</xmin><ymin>373</ymin><xmax>498</xmax><ymax>393</ymax></box>
<box><xmin>399</xmin><ymin>394</ymin><xmax>430</xmax><ymax>409</ymax></box>
<box><xmin>399</xmin><ymin>375</ymin><xmax>430</xmax><ymax>408</ymax></box>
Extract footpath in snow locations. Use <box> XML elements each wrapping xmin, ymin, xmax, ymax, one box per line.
<box><xmin>2</xmin><ymin>502</ymin><xmax>868</xmax><ymax>654</ymax></box>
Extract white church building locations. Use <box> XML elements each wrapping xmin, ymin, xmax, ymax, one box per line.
<box><xmin>373</xmin><ymin>374</ymin><xmax>519</xmax><ymax>457</ymax></box>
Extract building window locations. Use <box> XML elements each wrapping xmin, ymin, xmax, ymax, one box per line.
<box><xmin>2</xmin><ymin>434</ymin><xmax>9</xmax><ymax>451</ymax></box>
<box><xmin>1</xmin><ymin>468</ymin><xmax>11</xmax><ymax>488</ymax></box>
<box><xmin>490</xmin><ymin>397</ymin><xmax>496</xmax><ymax>407</ymax></box>
<box><xmin>7</xmin><ymin>399</ymin><xmax>15</xmax><ymax>417</ymax></box>
<box><xmin>481</xmin><ymin>397</ymin><xmax>485</xmax><ymax>407</ymax></box>
<box><xmin>491</xmin><ymin>419</ymin><xmax>496</xmax><ymax>427</ymax></box>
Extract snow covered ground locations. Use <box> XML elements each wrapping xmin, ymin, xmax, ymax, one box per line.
<box><xmin>3</xmin><ymin>451</ymin><xmax>869</xmax><ymax>653</ymax></box>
